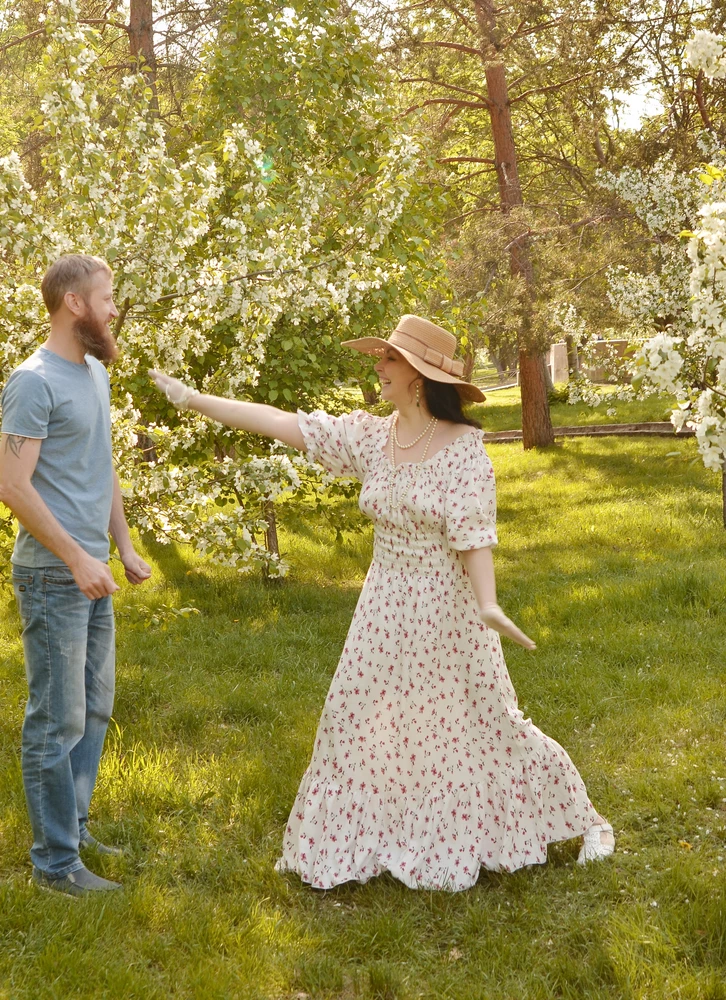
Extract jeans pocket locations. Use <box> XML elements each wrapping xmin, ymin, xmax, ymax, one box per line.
<box><xmin>42</xmin><ymin>574</ymin><xmax>77</xmax><ymax>587</ymax></box>
<box><xmin>12</xmin><ymin>575</ymin><xmax>34</xmax><ymax>627</ymax></box>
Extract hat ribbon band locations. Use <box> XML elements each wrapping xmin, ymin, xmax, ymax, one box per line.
<box><xmin>390</xmin><ymin>330</ymin><xmax>464</xmax><ymax>378</ymax></box>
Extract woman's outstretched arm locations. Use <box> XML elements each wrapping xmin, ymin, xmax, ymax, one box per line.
<box><xmin>148</xmin><ymin>371</ymin><xmax>305</xmax><ymax>450</ymax></box>
<box><xmin>460</xmin><ymin>546</ymin><xmax>536</xmax><ymax>650</ymax></box>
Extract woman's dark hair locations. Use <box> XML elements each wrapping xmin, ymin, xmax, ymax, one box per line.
<box><xmin>421</xmin><ymin>377</ymin><xmax>481</xmax><ymax>428</ymax></box>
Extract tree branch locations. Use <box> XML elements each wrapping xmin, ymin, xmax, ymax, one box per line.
<box><xmin>416</xmin><ymin>39</ymin><xmax>483</xmax><ymax>59</ymax></box>
<box><xmin>151</xmin><ymin>3</ymin><xmax>217</xmax><ymax>25</ymax></box>
<box><xmin>147</xmin><ymin>237</ymin><xmax>370</xmax><ymax>308</ymax></box>
<box><xmin>510</xmin><ymin>72</ymin><xmax>595</xmax><ymax>105</ymax></box>
<box><xmin>444</xmin><ymin>204</ymin><xmax>501</xmax><ymax>226</ymax></box>
<box><xmin>400</xmin><ymin>97</ymin><xmax>491</xmax><ymax>117</ymax></box>
<box><xmin>438</xmin><ymin>156</ymin><xmax>496</xmax><ymax>165</ymax></box>
<box><xmin>398</xmin><ymin>77</ymin><xmax>488</xmax><ymax>102</ymax></box>
<box><xmin>0</xmin><ymin>17</ymin><xmax>127</xmax><ymax>53</ymax></box>
<box><xmin>694</xmin><ymin>70</ymin><xmax>714</xmax><ymax>131</ymax></box>
<box><xmin>81</xmin><ymin>18</ymin><xmax>128</xmax><ymax>30</ymax></box>
<box><xmin>439</xmin><ymin>0</ymin><xmax>476</xmax><ymax>32</ymax></box>
<box><xmin>114</xmin><ymin>297</ymin><xmax>131</xmax><ymax>337</ymax></box>
<box><xmin>0</xmin><ymin>27</ymin><xmax>46</xmax><ymax>53</ymax></box>
<box><xmin>502</xmin><ymin>16</ymin><xmax>567</xmax><ymax>48</ymax></box>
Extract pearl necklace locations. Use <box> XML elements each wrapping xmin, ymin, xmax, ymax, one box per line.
<box><xmin>392</xmin><ymin>413</ymin><xmax>436</xmax><ymax>449</ymax></box>
<box><xmin>388</xmin><ymin>415</ymin><xmax>438</xmax><ymax>511</ymax></box>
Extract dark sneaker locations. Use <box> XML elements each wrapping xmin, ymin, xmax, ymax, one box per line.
<box><xmin>32</xmin><ymin>865</ymin><xmax>122</xmax><ymax>897</ymax></box>
<box><xmin>79</xmin><ymin>832</ymin><xmax>124</xmax><ymax>857</ymax></box>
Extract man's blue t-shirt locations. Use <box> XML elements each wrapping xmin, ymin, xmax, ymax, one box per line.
<box><xmin>0</xmin><ymin>346</ymin><xmax>114</xmax><ymax>567</ymax></box>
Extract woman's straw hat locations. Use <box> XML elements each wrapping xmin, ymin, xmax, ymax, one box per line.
<box><xmin>342</xmin><ymin>314</ymin><xmax>485</xmax><ymax>402</ymax></box>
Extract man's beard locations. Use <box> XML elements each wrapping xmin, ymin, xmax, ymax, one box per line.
<box><xmin>73</xmin><ymin>312</ymin><xmax>119</xmax><ymax>363</ymax></box>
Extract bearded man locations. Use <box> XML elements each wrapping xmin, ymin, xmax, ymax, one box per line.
<box><xmin>0</xmin><ymin>254</ymin><xmax>151</xmax><ymax>896</ymax></box>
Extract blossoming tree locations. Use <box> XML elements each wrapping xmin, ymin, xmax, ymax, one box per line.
<box><xmin>0</xmin><ymin>0</ymin><xmax>436</xmax><ymax>576</ymax></box>
<box><xmin>600</xmin><ymin>29</ymin><xmax>726</xmax><ymax>521</ymax></box>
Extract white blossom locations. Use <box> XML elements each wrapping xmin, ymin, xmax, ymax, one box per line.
<box><xmin>686</xmin><ymin>30</ymin><xmax>726</xmax><ymax>81</ymax></box>
<box><xmin>599</xmin><ymin>72</ymin><xmax>726</xmax><ymax>473</ymax></box>
<box><xmin>0</xmin><ymin>0</ymin><xmax>422</xmax><ymax>572</ymax></box>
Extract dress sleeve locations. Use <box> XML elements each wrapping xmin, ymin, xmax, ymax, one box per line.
<box><xmin>297</xmin><ymin>409</ymin><xmax>377</xmax><ymax>481</ymax></box>
<box><xmin>445</xmin><ymin>436</ymin><xmax>498</xmax><ymax>550</ymax></box>
<box><xmin>0</xmin><ymin>370</ymin><xmax>52</xmax><ymax>440</ymax></box>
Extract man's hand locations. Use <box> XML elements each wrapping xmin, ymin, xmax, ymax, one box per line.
<box><xmin>479</xmin><ymin>603</ymin><xmax>536</xmax><ymax>650</ymax></box>
<box><xmin>71</xmin><ymin>552</ymin><xmax>120</xmax><ymax>600</ymax></box>
<box><xmin>119</xmin><ymin>549</ymin><xmax>152</xmax><ymax>585</ymax></box>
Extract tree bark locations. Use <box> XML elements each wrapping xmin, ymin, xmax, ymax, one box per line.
<box><xmin>263</xmin><ymin>499</ymin><xmax>279</xmax><ymax>557</ymax></box>
<box><xmin>128</xmin><ymin>0</ymin><xmax>158</xmax><ymax>107</ymax></box>
<box><xmin>565</xmin><ymin>333</ymin><xmax>579</xmax><ymax>374</ymax></box>
<box><xmin>360</xmin><ymin>383</ymin><xmax>379</xmax><ymax>405</ymax></box>
<box><xmin>473</xmin><ymin>0</ymin><xmax>554</xmax><ymax>448</ymax></box>
<box><xmin>263</xmin><ymin>499</ymin><xmax>283</xmax><ymax>582</ymax></box>
<box><xmin>520</xmin><ymin>352</ymin><xmax>553</xmax><ymax>449</ymax></box>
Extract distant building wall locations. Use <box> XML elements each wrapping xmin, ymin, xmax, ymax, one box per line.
<box><xmin>584</xmin><ymin>340</ymin><xmax>630</xmax><ymax>383</ymax></box>
<box><xmin>548</xmin><ymin>339</ymin><xmax>630</xmax><ymax>384</ymax></box>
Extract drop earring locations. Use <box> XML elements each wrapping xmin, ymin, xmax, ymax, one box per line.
<box><xmin>416</xmin><ymin>383</ymin><xmax>421</xmax><ymax>407</ymax></box>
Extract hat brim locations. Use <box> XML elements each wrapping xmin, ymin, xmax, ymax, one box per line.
<box><xmin>341</xmin><ymin>337</ymin><xmax>486</xmax><ymax>403</ymax></box>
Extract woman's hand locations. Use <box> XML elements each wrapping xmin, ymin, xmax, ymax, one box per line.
<box><xmin>479</xmin><ymin>603</ymin><xmax>536</xmax><ymax>650</ymax></box>
<box><xmin>148</xmin><ymin>370</ymin><xmax>305</xmax><ymax>448</ymax></box>
<box><xmin>148</xmin><ymin>370</ymin><xmax>199</xmax><ymax>408</ymax></box>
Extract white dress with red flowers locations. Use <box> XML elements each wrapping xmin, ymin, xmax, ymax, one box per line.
<box><xmin>276</xmin><ymin>409</ymin><xmax>598</xmax><ymax>891</ymax></box>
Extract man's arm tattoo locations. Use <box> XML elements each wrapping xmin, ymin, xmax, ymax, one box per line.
<box><xmin>4</xmin><ymin>435</ymin><xmax>29</xmax><ymax>458</ymax></box>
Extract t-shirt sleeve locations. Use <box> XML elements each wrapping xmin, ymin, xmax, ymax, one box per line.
<box><xmin>445</xmin><ymin>438</ymin><xmax>498</xmax><ymax>550</ymax></box>
<box><xmin>0</xmin><ymin>370</ymin><xmax>52</xmax><ymax>440</ymax></box>
<box><xmin>297</xmin><ymin>409</ymin><xmax>376</xmax><ymax>481</ymax></box>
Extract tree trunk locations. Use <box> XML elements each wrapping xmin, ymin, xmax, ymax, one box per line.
<box><xmin>128</xmin><ymin>0</ymin><xmax>158</xmax><ymax>107</ymax></box>
<box><xmin>263</xmin><ymin>499</ymin><xmax>279</xmax><ymax>556</ymax></box>
<box><xmin>519</xmin><ymin>351</ymin><xmax>553</xmax><ymax>449</ymax></box>
<box><xmin>473</xmin><ymin>0</ymin><xmax>554</xmax><ymax>448</ymax></box>
<box><xmin>136</xmin><ymin>430</ymin><xmax>157</xmax><ymax>464</ymax></box>
<box><xmin>360</xmin><ymin>383</ymin><xmax>379</xmax><ymax>405</ymax></box>
<box><xmin>263</xmin><ymin>499</ymin><xmax>283</xmax><ymax>583</ymax></box>
<box><xmin>491</xmin><ymin>345</ymin><xmax>518</xmax><ymax>379</ymax></box>
<box><xmin>565</xmin><ymin>334</ymin><xmax>579</xmax><ymax>374</ymax></box>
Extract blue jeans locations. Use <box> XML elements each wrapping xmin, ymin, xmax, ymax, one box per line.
<box><xmin>12</xmin><ymin>564</ymin><xmax>115</xmax><ymax>877</ymax></box>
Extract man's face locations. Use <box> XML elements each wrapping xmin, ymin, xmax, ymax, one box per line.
<box><xmin>72</xmin><ymin>271</ymin><xmax>120</xmax><ymax>363</ymax></box>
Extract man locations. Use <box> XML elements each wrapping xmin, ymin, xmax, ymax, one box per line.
<box><xmin>0</xmin><ymin>254</ymin><xmax>151</xmax><ymax>896</ymax></box>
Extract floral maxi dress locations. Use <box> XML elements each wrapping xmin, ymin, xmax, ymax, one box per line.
<box><xmin>276</xmin><ymin>409</ymin><xmax>598</xmax><ymax>891</ymax></box>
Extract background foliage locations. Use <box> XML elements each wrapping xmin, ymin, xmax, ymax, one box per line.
<box><xmin>0</xmin><ymin>0</ymin><xmax>445</xmax><ymax>577</ymax></box>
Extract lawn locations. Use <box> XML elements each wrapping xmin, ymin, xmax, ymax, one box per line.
<box><xmin>0</xmin><ymin>411</ymin><xmax>725</xmax><ymax>999</ymax></box>
<box><xmin>470</xmin><ymin>386</ymin><xmax>678</xmax><ymax>434</ymax></box>
<box><xmin>345</xmin><ymin>383</ymin><xmax>678</xmax><ymax>434</ymax></box>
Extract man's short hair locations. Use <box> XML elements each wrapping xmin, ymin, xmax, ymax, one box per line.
<box><xmin>40</xmin><ymin>255</ymin><xmax>113</xmax><ymax>316</ymax></box>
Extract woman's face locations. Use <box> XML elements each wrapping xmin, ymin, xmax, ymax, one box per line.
<box><xmin>374</xmin><ymin>347</ymin><xmax>420</xmax><ymax>406</ymax></box>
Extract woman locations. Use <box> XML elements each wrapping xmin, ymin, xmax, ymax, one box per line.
<box><xmin>149</xmin><ymin>314</ymin><xmax>614</xmax><ymax>891</ymax></box>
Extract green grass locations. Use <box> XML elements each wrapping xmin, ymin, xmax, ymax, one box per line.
<box><xmin>470</xmin><ymin>386</ymin><xmax>677</xmax><ymax>434</ymax></box>
<box><xmin>1</xmin><ymin>434</ymin><xmax>725</xmax><ymax>999</ymax></box>
<box><xmin>344</xmin><ymin>383</ymin><xmax>678</xmax><ymax>433</ymax></box>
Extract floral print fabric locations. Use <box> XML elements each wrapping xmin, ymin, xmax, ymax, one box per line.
<box><xmin>276</xmin><ymin>409</ymin><xmax>598</xmax><ymax>891</ymax></box>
